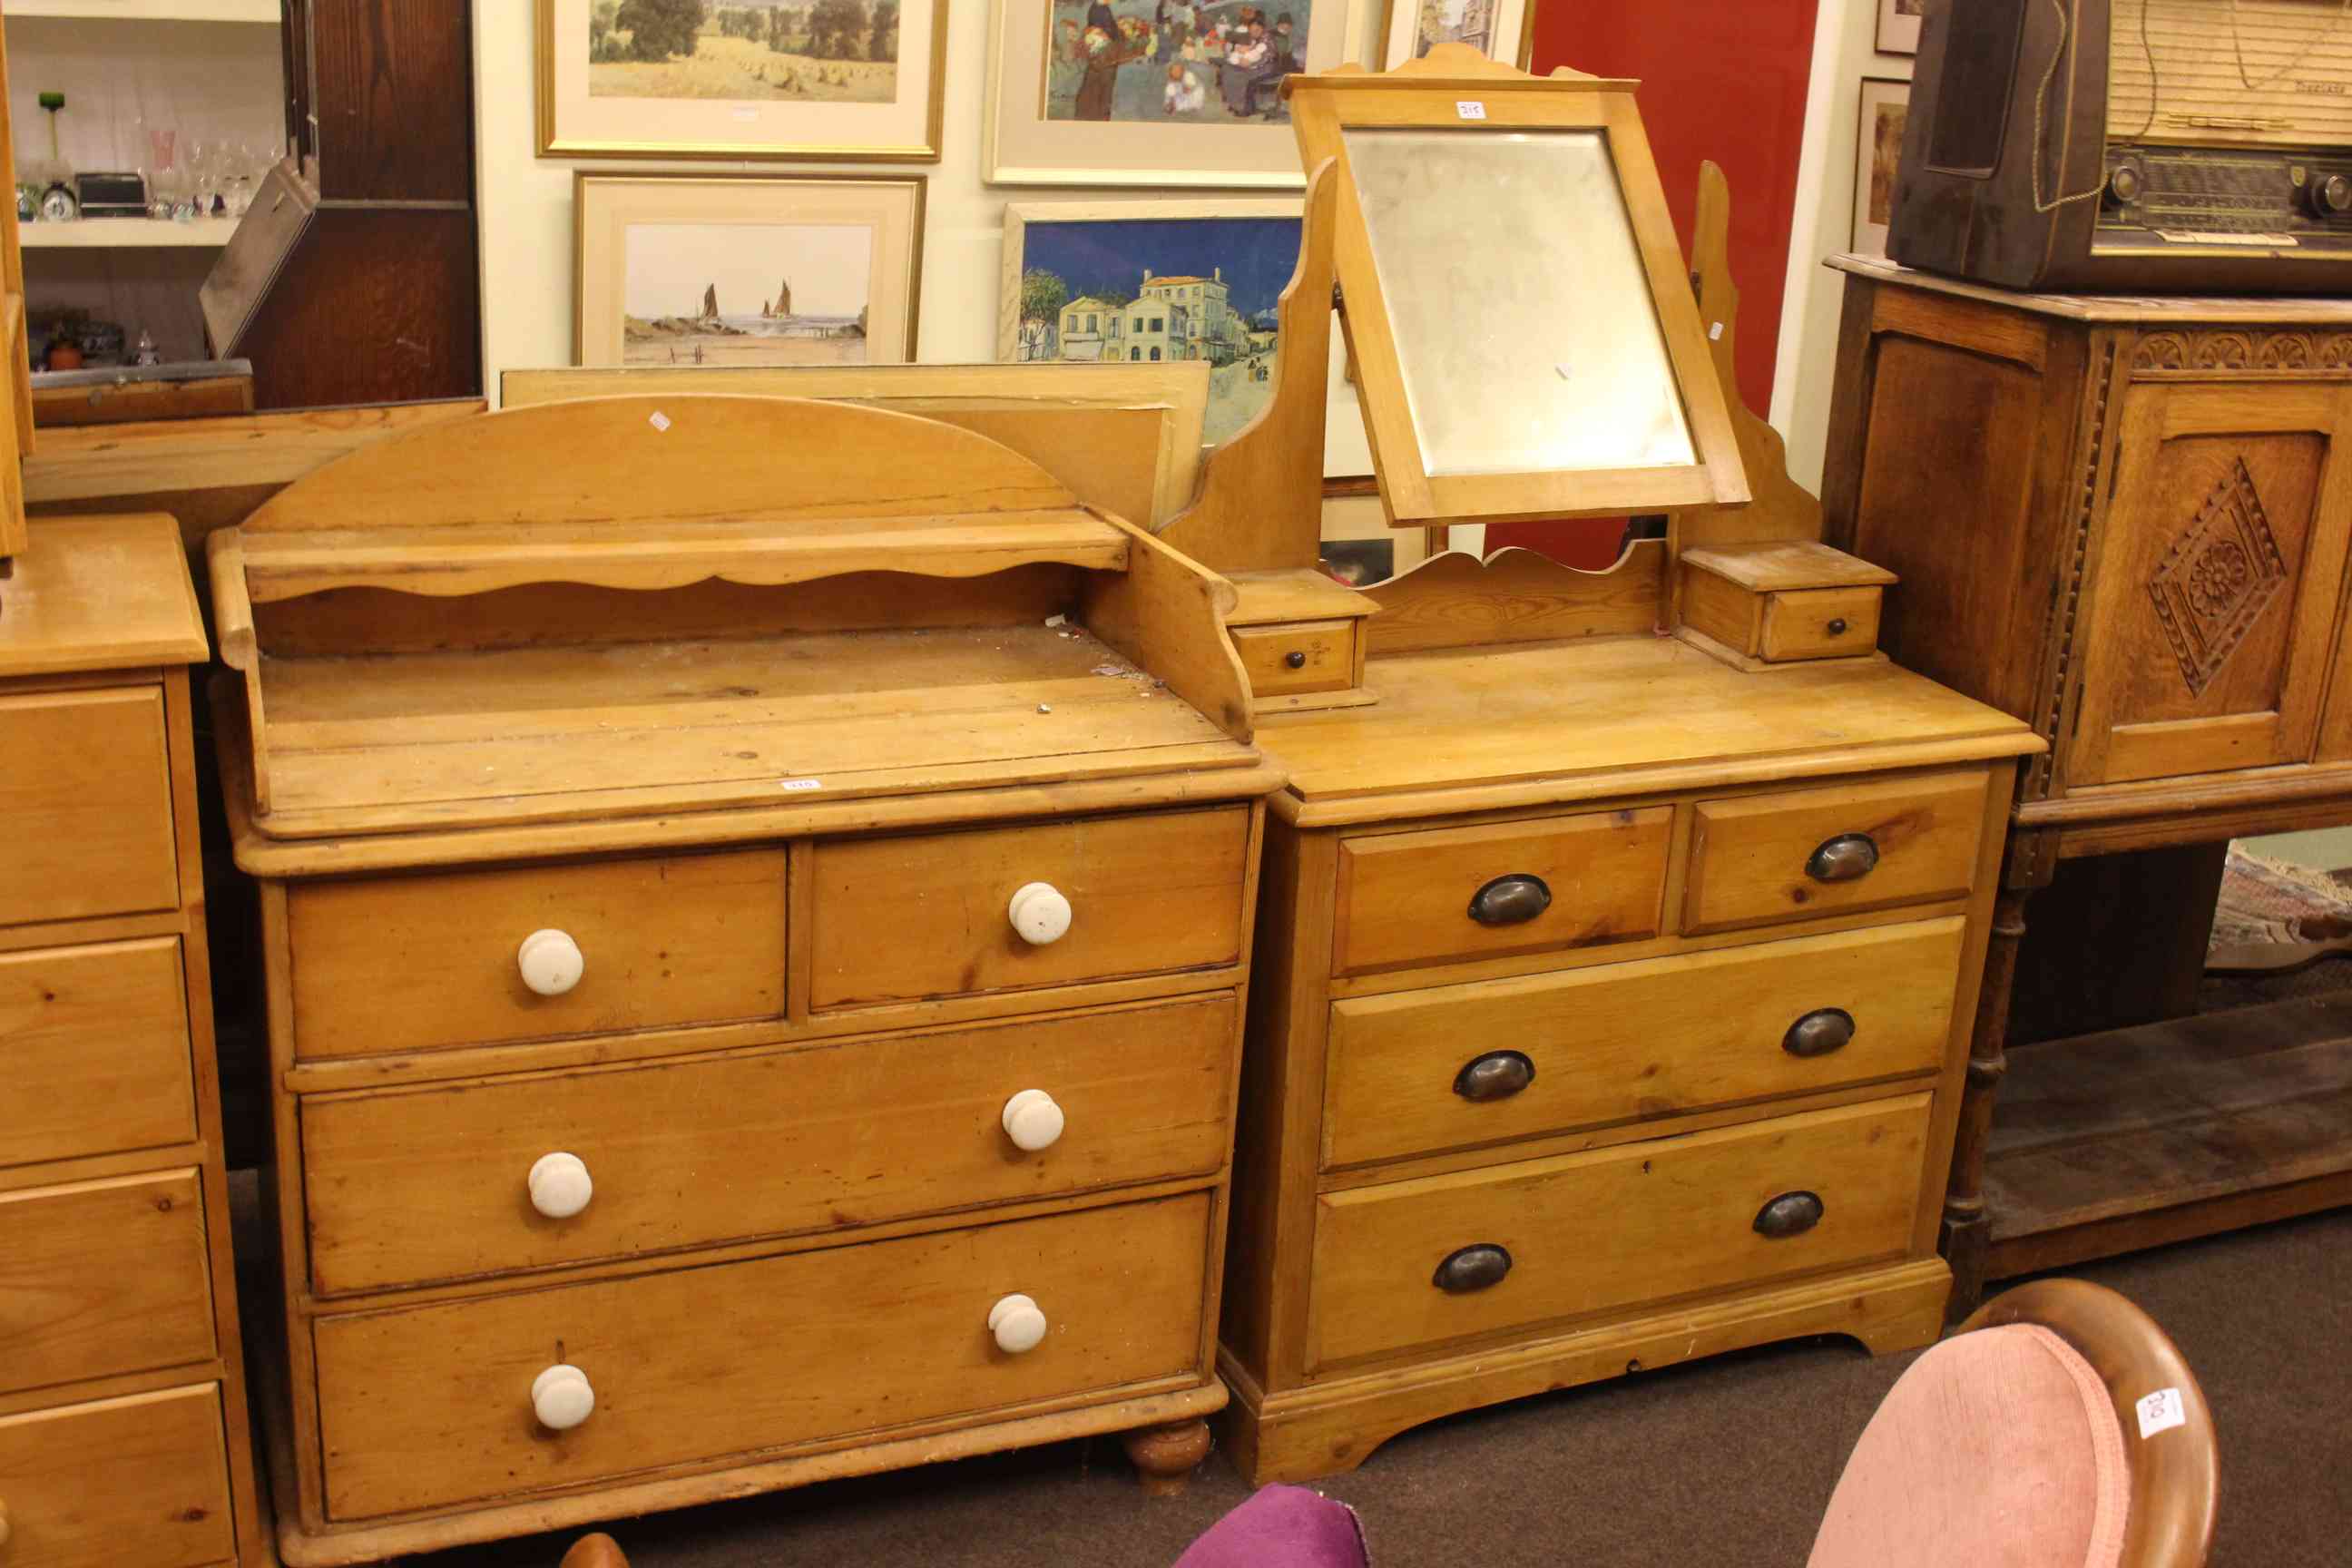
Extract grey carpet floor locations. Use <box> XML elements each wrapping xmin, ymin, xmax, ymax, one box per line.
<box><xmin>409</xmin><ymin>1206</ymin><xmax>2349</xmax><ymax>1567</ymax></box>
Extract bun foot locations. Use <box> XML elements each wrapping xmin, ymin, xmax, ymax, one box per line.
<box><xmin>1122</xmin><ymin>1416</ymin><xmax>1212</xmax><ymax>1495</ymax></box>
<box><xmin>561</xmin><ymin>1533</ymin><xmax>630</xmax><ymax>1568</ymax></box>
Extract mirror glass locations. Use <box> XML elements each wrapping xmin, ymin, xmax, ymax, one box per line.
<box><xmin>1342</xmin><ymin>126</ymin><xmax>1694</xmax><ymax>477</ymax></box>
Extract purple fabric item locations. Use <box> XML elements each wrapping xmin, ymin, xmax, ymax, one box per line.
<box><xmin>1173</xmin><ymin>1485</ymin><xmax>1371</xmax><ymax>1568</ymax></box>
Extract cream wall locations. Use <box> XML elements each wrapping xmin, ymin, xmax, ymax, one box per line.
<box><xmin>1769</xmin><ymin>0</ymin><xmax>1909</xmax><ymax>493</ymax></box>
<box><xmin>471</xmin><ymin>4</ymin><xmax>1376</xmax><ymax>479</ymax></box>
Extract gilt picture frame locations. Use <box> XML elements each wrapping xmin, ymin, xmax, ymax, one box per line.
<box><xmin>573</xmin><ymin>172</ymin><xmax>925</xmax><ymax>369</ymax></box>
<box><xmin>536</xmin><ymin>0</ymin><xmax>950</xmax><ymax>162</ymax></box>
<box><xmin>1377</xmin><ymin>0</ymin><xmax>1537</xmax><ymax>71</ymax></box>
<box><xmin>985</xmin><ymin>0</ymin><xmax>1363</xmax><ymax>187</ymax></box>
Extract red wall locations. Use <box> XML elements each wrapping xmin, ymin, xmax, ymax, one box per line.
<box><xmin>1484</xmin><ymin>0</ymin><xmax>1821</xmax><ymax>567</ymax></box>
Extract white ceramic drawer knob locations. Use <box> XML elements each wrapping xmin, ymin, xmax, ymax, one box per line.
<box><xmin>528</xmin><ymin>1152</ymin><xmax>593</xmax><ymax>1219</ymax></box>
<box><xmin>1007</xmin><ymin>882</ymin><xmax>1073</xmax><ymax>946</ymax></box>
<box><xmin>517</xmin><ymin>928</ymin><xmax>585</xmax><ymax>996</ymax></box>
<box><xmin>1001</xmin><ymin>1089</ymin><xmax>1066</xmax><ymax>1152</ymax></box>
<box><xmin>989</xmin><ymin>1293</ymin><xmax>1049</xmax><ymax>1355</ymax></box>
<box><xmin>532</xmin><ymin>1363</ymin><xmax>595</xmax><ymax>1430</ymax></box>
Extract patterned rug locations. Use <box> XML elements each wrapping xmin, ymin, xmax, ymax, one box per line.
<box><xmin>2210</xmin><ymin>843</ymin><xmax>2352</xmax><ymax>950</ymax></box>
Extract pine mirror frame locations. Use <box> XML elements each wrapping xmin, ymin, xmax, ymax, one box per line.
<box><xmin>1288</xmin><ymin>47</ymin><xmax>1749</xmax><ymax>527</ymax></box>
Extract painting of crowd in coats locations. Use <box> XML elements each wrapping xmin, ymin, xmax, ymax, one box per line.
<box><xmin>589</xmin><ymin>0</ymin><xmax>899</xmax><ymax>103</ymax></box>
<box><xmin>1046</xmin><ymin>2</ymin><xmax>1316</xmax><ymax>124</ymax></box>
<box><xmin>1014</xmin><ymin>214</ymin><xmax>1300</xmax><ymax>442</ymax></box>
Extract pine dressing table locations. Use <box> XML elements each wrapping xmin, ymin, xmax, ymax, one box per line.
<box><xmin>1150</xmin><ymin>50</ymin><xmax>2045</xmax><ymax>1483</ymax></box>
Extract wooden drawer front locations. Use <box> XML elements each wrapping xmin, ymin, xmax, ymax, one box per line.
<box><xmin>1307</xmin><ymin>1094</ymin><xmax>1930</xmax><ymax>1368</ymax></box>
<box><xmin>0</xmin><ymin>686</ymin><xmax>179</xmax><ymax>927</ymax></box>
<box><xmin>1760</xmin><ymin>586</ymin><xmax>1880</xmax><ymax>662</ymax></box>
<box><xmin>809</xmin><ymin>807</ymin><xmax>1250</xmax><ymax>1008</ymax></box>
<box><xmin>1323</xmin><ymin>919</ymin><xmax>1964</xmax><ymax>1168</ymax></box>
<box><xmin>287</xmin><ymin>848</ymin><xmax>789</xmax><ymax>1059</ymax></box>
<box><xmin>1232</xmin><ymin>621</ymin><xmax>1356</xmax><ymax>696</ymax></box>
<box><xmin>302</xmin><ymin>995</ymin><xmax>1237</xmax><ymax>1295</ymax></box>
<box><xmin>1333</xmin><ymin>808</ymin><xmax>1672</xmax><ymax>975</ymax></box>
<box><xmin>0</xmin><ymin>937</ymin><xmax>196</xmax><ymax>1168</ymax></box>
<box><xmin>0</xmin><ymin>1384</ymin><xmax>236</xmax><ymax>1568</ymax></box>
<box><xmin>1682</xmin><ymin>771</ymin><xmax>1985</xmax><ymax>936</ymax></box>
<box><xmin>0</xmin><ymin>1171</ymin><xmax>216</xmax><ymax>1396</ymax></box>
<box><xmin>313</xmin><ymin>1193</ymin><xmax>1210</xmax><ymax>1519</ymax></box>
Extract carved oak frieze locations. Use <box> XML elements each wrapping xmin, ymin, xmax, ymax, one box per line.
<box><xmin>2132</xmin><ymin>328</ymin><xmax>2352</xmax><ymax>373</ymax></box>
<box><xmin>2144</xmin><ymin>458</ymin><xmax>2288</xmax><ymax>696</ymax></box>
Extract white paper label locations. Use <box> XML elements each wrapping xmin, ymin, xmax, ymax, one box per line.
<box><xmin>1709</xmin><ymin>320</ymin><xmax>1724</xmax><ymax>341</ymax></box>
<box><xmin>1455</xmin><ymin>100</ymin><xmax>1487</xmax><ymax>120</ymax></box>
<box><xmin>730</xmin><ymin>106</ymin><xmax>760</xmax><ymax>122</ymax></box>
<box><xmin>2136</xmin><ymin>1387</ymin><xmax>2186</xmax><ymax>1439</ymax></box>
<box><xmin>648</xmin><ymin>411</ymin><xmax>671</xmax><ymax>432</ymax></box>
<box><xmin>778</xmin><ymin>778</ymin><xmax>822</xmax><ymax>792</ymax></box>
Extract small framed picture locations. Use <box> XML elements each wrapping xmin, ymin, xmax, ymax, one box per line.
<box><xmin>574</xmin><ymin>172</ymin><xmax>926</xmax><ymax>368</ymax></box>
<box><xmin>1378</xmin><ymin>0</ymin><xmax>1537</xmax><ymax>71</ymax></box>
<box><xmin>1001</xmin><ymin>198</ymin><xmax>1303</xmax><ymax>445</ymax></box>
<box><xmin>985</xmin><ymin>1</ymin><xmax>1362</xmax><ymax>187</ymax></box>
<box><xmin>1876</xmin><ymin>0</ymin><xmax>1924</xmax><ymax>56</ymax></box>
<box><xmin>1853</xmin><ymin>78</ymin><xmax>1910</xmax><ymax>257</ymax></box>
<box><xmin>537</xmin><ymin>0</ymin><xmax>950</xmax><ymax>162</ymax></box>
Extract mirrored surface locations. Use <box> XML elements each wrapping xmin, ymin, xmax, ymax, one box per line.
<box><xmin>1343</xmin><ymin>127</ymin><xmax>1694</xmax><ymax>477</ymax></box>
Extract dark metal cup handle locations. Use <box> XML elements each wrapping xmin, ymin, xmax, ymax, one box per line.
<box><xmin>1468</xmin><ymin>873</ymin><xmax>1552</xmax><ymax>926</ymax></box>
<box><xmin>1454</xmin><ymin>1050</ymin><xmax>1536</xmax><ymax>1102</ymax></box>
<box><xmin>1806</xmin><ymin>834</ymin><xmax>1879</xmax><ymax>884</ymax></box>
<box><xmin>1753</xmin><ymin>1191</ymin><xmax>1825</xmax><ymax>1240</ymax></box>
<box><xmin>1782</xmin><ymin>1008</ymin><xmax>1856</xmax><ymax>1058</ymax></box>
<box><xmin>1433</xmin><ymin>1243</ymin><xmax>1513</xmax><ymax>1293</ymax></box>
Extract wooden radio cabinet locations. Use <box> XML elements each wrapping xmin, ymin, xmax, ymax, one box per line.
<box><xmin>207</xmin><ymin>396</ymin><xmax>1280</xmax><ymax>1563</ymax></box>
<box><xmin>1824</xmin><ymin>255</ymin><xmax>2352</xmax><ymax>1310</ymax></box>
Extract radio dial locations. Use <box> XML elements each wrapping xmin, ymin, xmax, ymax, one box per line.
<box><xmin>2104</xmin><ymin>163</ymin><xmax>2143</xmax><ymax>207</ymax></box>
<box><xmin>2311</xmin><ymin>172</ymin><xmax>2352</xmax><ymax>218</ymax></box>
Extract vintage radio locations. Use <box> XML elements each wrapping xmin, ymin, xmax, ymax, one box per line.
<box><xmin>1890</xmin><ymin>0</ymin><xmax>2352</xmax><ymax>293</ymax></box>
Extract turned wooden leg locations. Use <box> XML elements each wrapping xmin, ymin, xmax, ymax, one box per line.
<box><xmin>560</xmin><ymin>1534</ymin><xmax>631</xmax><ymax>1568</ymax></box>
<box><xmin>1122</xmin><ymin>1417</ymin><xmax>1213</xmax><ymax>1496</ymax></box>
<box><xmin>1941</xmin><ymin>884</ymin><xmax>2031</xmax><ymax>1321</ymax></box>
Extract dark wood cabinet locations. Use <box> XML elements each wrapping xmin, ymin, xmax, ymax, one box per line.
<box><xmin>1822</xmin><ymin>255</ymin><xmax>2352</xmax><ymax>1311</ymax></box>
<box><xmin>206</xmin><ymin>1</ymin><xmax>480</xmax><ymax>409</ymax></box>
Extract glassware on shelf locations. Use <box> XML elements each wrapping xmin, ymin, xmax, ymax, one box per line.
<box><xmin>142</xmin><ymin>122</ymin><xmax>179</xmax><ymax>220</ymax></box>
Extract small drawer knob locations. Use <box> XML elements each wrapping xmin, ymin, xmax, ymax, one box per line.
<box><xmin>1001</xmin><ymin>1089</ymin><xmax>1066</xmax><ymax>1152</ymax></box>
<box><xmin>1454</xmin><ymin>1050</ymin><xmax>1536</xmax><ymax>1102</ymax></box>
<box><xmin>528</xmin><ymin>1152</ymin><xmax>593</xmax><ymax>1219</ymax></box>
<box><xmin>532</xmin><ymin>1363</ymin><xmax>595</xmax><ymax>1430</ymax></box>
<box><xmin>1754</xmin><ymin>1191</ymin><xmax>1825</xmax><ymax>1240</ymax></box>
<box><xmin>1433</xmin><ymin>1243</ymin><xmax>1513</xmax><ymax>1293</ymax></box>
<box><xmin>1284</xmin><ymin>650</ymin><xmax>1308</xmax><ymax>669</ymax></box>
<box><xmin>988</xmin><ymin>1292</ymin><xmax>1048</xmax><ymax>1354</ymax></box>
<box><xmin>1805</xmin><ymin>834</ymin><xmax>1879</xmax><ymax>884</ymax></box>
<box><xmin>1781</xmin><ymin>1008</ymin><xmax>1856</xmax><ymax>1059</ymax></box>
<box><xmin>517</xmin><ymin>928</ymin><xmax>585</xmax><ymax>996</ymax></box>
<box><xmin>1007</xmin><ymin>882</ymin><xmax>1073</xmax><ymax>946</ymax></box>
<box><xmin>0</xmin><ymin>1496</ymin><xmax>11</xmax><ymax>1551</ymax></box>
<box><xmin>1467</xmin><ymin>873</ymin><xmax>1552</xmax><ymax>926</ymax></box>
<box><xmin>1826</xmin><ymin>617</ymin><xmax>1849</xmax><ymax>637</ymax></box>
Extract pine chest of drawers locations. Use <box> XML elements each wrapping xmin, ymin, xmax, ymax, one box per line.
<box><xmin>207</xmin><ymin>397</ymin><xmax>1283</xmax><ymax>1563</ymax></box>
<box><xmin>1216</xmin><ymin>546</ymin><xmax>2043</xmax><ymax>1485</ymax></box>
<box><xmin>0</xmin><ymin>515</ymin><xmax>265</xmax><ymax>1568</ymax></box>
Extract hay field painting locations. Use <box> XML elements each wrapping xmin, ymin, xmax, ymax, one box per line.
<box><xmin>591</xmin><ymin>1</ymin><xmax>898</xmax><ymax>103</ymax></box>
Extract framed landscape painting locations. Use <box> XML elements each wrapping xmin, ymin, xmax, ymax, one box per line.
<box><xmin>985</xmin><ymin>1</ymin><xmax>1359</xmax><ymax>186</ymax></box>
<box><xmin>537</xmin><ymin>0</ymin><xmax>949</xmax><ymax>162</ymax></box>
<box><xmin>1378</xmin><ymin>0</ymin><xmax>1536</xmax><ymax>71</ymax></box>
<box><xmin>575</xmin><ymin>173</ymin><xmax>925</xmax><ymax>368</ymax></box>
<box><xmin>1853</xmin><ymin>78</ymin><xmax>1909</xmax><ymax>255</ymax></box>
<box><xmin>1001</xmin><ymin>200</ymin><xmax>1302</xmax><ymax>445</ymax></box>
